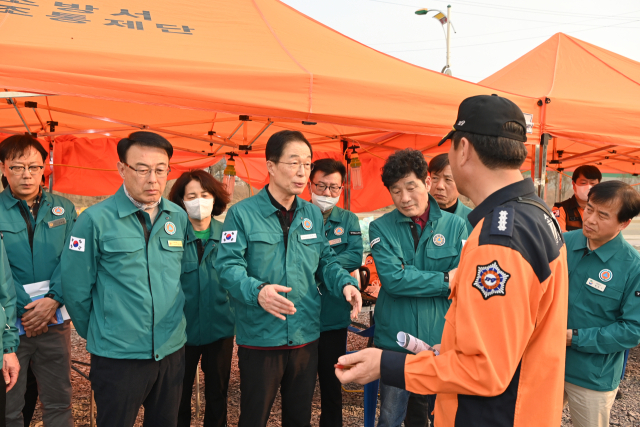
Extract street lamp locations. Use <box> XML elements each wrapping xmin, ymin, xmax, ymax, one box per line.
<box><xmin>415</xmin><ymin>5</ymin><xmax>454</xmax><ymax>76</ymax></box>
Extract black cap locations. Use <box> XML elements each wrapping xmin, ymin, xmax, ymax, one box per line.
<box><xmin>438</xmin><ymin>94</ymin><xmax>527</xmax><ymax>146</ymax></box>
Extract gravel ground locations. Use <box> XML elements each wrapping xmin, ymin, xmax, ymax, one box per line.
<box><xmin>25</xmin><ymin>314</ymin><xmax>640</xmax><ymax>427</ymax></box>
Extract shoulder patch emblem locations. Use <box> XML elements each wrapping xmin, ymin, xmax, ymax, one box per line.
<box><xmin>552</xmin><ymin>207</ymin><xmax>561</xmax><ymax>218</ymax></box>
<box><xmin>302</xmin><ymin>218</ymin><xmax>313</xmax><ymax>230</ymax></box>
<box><xmin>164</xmin><ymin>221</ymin><xmax>176</xmax><ymax>235</ymax></box>
<box><xmin>370</xmin><ymin>237</ymin><xmax>380</xmax><ymax>248</ymax></box>
<box><xmin>349</xmin><ymin>231</ymin><xmax>362</xmax><ymax>236</ymax></box>
<box><xmin>599</xmin><ymin>269</ymin><xmax>612</xmax><ymax>282</ymax></box>
<box><xmin>490</xmin><ymin>206</ymin><xmax>514</xmax><ymax>237</ymax></box>
<box><xmin>433</xmin><ymin>234</ymin><xmax>445</xmax><ymax>246</ymax></box>
<box><xmin>334</xmin><ymin>227</ymin><xmax>344</xmax><ymax>236</ymax></box>
<box><xmin>544</xmin><ymin>214</ymin><xmax>561</xmax><ymax>244</ymax></box>
<box><xmin>52</xmin><ymin>206</ymin><xmax>65</xmax><ymax>216</ymax></box>
<box><xmin>472</xmin><ymin>261</ymin><xmax>510</xmax><ymax>300</ymax></box>
<box><xmin>69</xmin><ymin>236</ymin><xmax>85</xmax><ymax>252</ymax></box>
<box><xmin>221</xmin><ymin>231</ymin><xmax>237</xmax><ymax>243</ymax></box>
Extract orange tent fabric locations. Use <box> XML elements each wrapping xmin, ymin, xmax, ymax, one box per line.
<box><xmin>481</xmin><ymin>33</ymin><xmax>640</xmax><ymax>175</ymax></box>
<box><xmin>0</xmin><ymin>0</ymin><xmax>539</xmax><ymax>210</ymax></box>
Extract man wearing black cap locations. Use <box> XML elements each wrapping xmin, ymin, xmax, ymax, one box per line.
<box><xmin>335</xmin><ymin>95</ymin><xmax>569</xmax><ymax>427</ymax></box>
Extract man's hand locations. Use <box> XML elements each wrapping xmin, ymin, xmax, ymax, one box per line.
<box><xmin>258</xmin><ymin>285</ymin><xmax>295</xmax><ymax>321</ymax></box>
<box><xmin>22</xmin><ymin>298</ymin><xmax>59</xmax><ymax>331</ymax></box>
<box><xmin>335</xmin><ymin>348</ymin><xmax>382</xmax><ymax>385</ymax></box>
<box><xmin>566</xmin><ymin>329</ymin><xmax>573</xmax><ymax>346</ymax></box>
<box><xmin>433</xmin><ymin>344</ymin><xmax>441</xmax><ymax>353</ymax></box>
<box><xmin>3</xmin><ymin>353</ymin><xmax>19</xmax><ymax>391</ymax></box>
<box><xmin>448</xmin><ymin>268</ymin><xmax>458</xmax><ymax>288</ymax></box>
<box><xmin>24</xmin><ymin>322</ymin><xmax>48</xmax><ymax>338</ymax></box>
<box><xmin>343</xmin><ymin>285</ymin><xmax>362</xmax><ymax>320</ymax></box>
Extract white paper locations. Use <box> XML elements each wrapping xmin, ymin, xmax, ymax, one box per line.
<box><xmin>396</xmin><ymin>331</ymin><xmax>439</xmax><ymax>355</ymax></box>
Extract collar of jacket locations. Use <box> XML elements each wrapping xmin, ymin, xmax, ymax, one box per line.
<box><xmin>114</xmin><ymin>185</ymin><xmax>180</xmax><ymax>219</ymax></box>
<box><xmin>256</xmin><ymin>186</ymin><xmax>306</xmax><ymax>219</ymax></box>
<box><xmin>0</xmin><ymin>185</ymin><xmax>47</xmax><ymax>210</ymax></box>
<box><xmin>186</xmin><ymin>218</ymin><xmax>222</xmax><ymax>244</ymax></box>
<box><xmin>392</xmin><ymin>193</ymin><xmax>443</xmax><ymax>224</ymax></box>
<box><xmin>468</xmin><ymin>179</ymin><xmax>536</xmax><ymax>228</ymax></box>
<box><xmin>325</xmin><ymin>205</ymin><xmax>346</xmax><ymax>225</ymax></box>
<box><xmin>570</xmin><ymin>230</ymin><xmax>624</xmax><ymax>263</ymax></box>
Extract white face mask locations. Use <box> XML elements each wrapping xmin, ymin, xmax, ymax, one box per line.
<box><xmin>183</xmin><ymin>198</ymin><xmax>214</xmax><ymax>220</ymax></box>
<box><xmin>574</xmin><ymin>184</ymin><xmax>592</xmax><ymax>202</ymax></box>
<box><xmin>311</xmin><ymin>192</ymin><xmax>340</xmax><ymax>212</ymax></box>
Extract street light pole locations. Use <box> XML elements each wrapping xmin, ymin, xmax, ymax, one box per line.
<box><xmin>445</xmin><ymin>5</ymin><xmax>452</xmax><ymax>75</ymax></box>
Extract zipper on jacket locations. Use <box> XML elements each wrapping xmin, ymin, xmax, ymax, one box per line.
<box><xmin>196</xmin><ymin>239</ymin><xmax>204</xmax><ymax>264</ymax></box>
<box><xmin>409</xmin><ymin>222</ymin><xmax>420</xmax><ymax>253</ymax></box>
<box><xmin>135</xmin><ymin>211</ymin><xmax>155</xmax><ymax>359</ymax></box>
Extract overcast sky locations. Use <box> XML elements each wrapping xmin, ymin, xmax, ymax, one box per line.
<box><xmin>281</xmin><ymin>0</ymin><xmax>640</xmax><ymax>83</ymax></box>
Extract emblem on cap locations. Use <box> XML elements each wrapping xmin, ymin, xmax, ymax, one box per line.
<box><xmin>599</xmin><ymin>269</ymin><xmax>612</xmax><ymax>282</ymax></box>
<box><xmin>334</xmin><ymin>227</ymin><xmax>344</xmax><ymax>236</ymax></box>
<box><xmin>164</xmin><ymin>221</ymin><xmax>176</xmax><ymax>235</ymax></box>
<box><xmin>472</xmin><ymin>261</ymin><xmax>510</xmax><ymax>300</ymax></box>
<box><xmin>302</xmin><ymin>218</ymin><xmax>313</xmax><ymax>230</ymax></box>
<box><xmin>52</xmin><ymin>206</ymin><xmax>65</xmax><ymax>216</ymax></box>
<box><xmin>433</xmin><ymin>234</ymin><xmax>445</xmax><ymax>246</ymax></box>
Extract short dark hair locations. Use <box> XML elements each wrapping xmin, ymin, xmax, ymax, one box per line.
<box><xmin>168</xmin><ymin>170</ymin><xmax>230</xmax><ymax>217</ymax></box>
<box><xmin>588</xmin><ymin>180</ymin><xmax>640</xmax><ymax>223</ymax></box>
<box><xmin>381</xmin><ymin>149</ymin><xmax>429</xmax><ymax>188</ymax></box>
<box><xmin>572</xmin><ymin>165</ymin><xmax>602</xmax><ymax>183</ymax></box>
<box><xmin>0</xmin><ymin>134</ymin><xmax>48</xmax><ymax>163</ymax></box>
<box><xmin>117</xmin><ymin>131</ymin><xmax>173</xmax><ymax>163</ymax></box>
<box><xmin>428</xmin><ymin>153</ymin><xmax>450</xmax><ymax>176</ymax></box>
<box><xmin>265</xmin><ymin>130</ymin><xmax>312</xmax><ymax>163</ymax></box>
<box><xmin>0</xmin><ymin>135</ymin><xmax>48</xmax><ymax>188</ymax></box>
<box><xmin>310</xmin><ymin>158</ymin><xmax>346</xmax><ymax>182</ymax></box>
<box><xmin>452</xmin><ymin>121</ymin><xmax>527</xmax><ymax>170</ymax></box>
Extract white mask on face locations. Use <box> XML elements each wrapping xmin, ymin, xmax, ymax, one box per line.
<box><xmin>311</xmin><ymin>192</ymin><xmax>340</xmax><ymax>212</ymax></box>
<box><xmin>574</xmin><ymin>184</ymin><xmax>593</xmax><ymax>202</ymax></box>
<box><xmin>183</xmin><ymin>198</ymin><xmax>214</xmax><ymax>220</ymax></box>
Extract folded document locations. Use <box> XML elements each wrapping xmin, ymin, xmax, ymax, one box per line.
<box><xmin>396</xmin><ymin>331</ymin><xmax>439</xmax><ymax>355</ymax></box>
<box><xmin>16</xmin><ymin>281</ymin><xmax>70</xmax><ymax>335</ymax></box>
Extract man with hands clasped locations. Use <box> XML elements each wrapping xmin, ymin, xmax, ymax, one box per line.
<box><xmin>216</xmin><ymin>130</ymin><xmax>361</xmax><ymax>427</ymax></box>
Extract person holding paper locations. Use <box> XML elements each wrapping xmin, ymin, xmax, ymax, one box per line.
<box><xmin>0</xmin><ymin>135</ymin><xmax>75</xmax><ymax>427</ymax></box>
<box><xmin>369</xmin><ymin>148</ymin><xmax>468</xmax><ymax>427</ymax></box>
<box><xmin>563</xmin><ymin>181</ymin><xmax>640</xmax><ymax>427</ymax></box>
<box><xmin>336</xmin><ymin>95</ymin><xmax>569</xmax><ymax>427</ymax></box>
<box><xmin>61</xmin><ymin>132</ymin><xmax>189</xmax><ymax>427</ymax></box>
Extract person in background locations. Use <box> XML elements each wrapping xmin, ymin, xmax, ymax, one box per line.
<box><xmin>216</xmin><ymin>130</ymin><xmax>361</xmax><ymax>427</ymax></box>
<box><xmin>61</xmin><ymin>131</ymin><xmax>189</xmax><ymax>427</ymax></box>
<box><xmin>563</xmin><ymin>181</ymin><xmax>640</xmax><ymax>427</ymax></box>
<box><xmin>0</xmin><ymin>135</ymin><xmax>75</xmax><ymax>427</ymax></box>
<box><xmin>336</xmin><ymin>95</ymin><xmax>569</xmax><ymax>427</ymax></box>
<box><xmin>169</xmin><ymin>170</ymin><xmax>234</xmax><ymax>427</ymax></box>
<box><xmin>553</xmin><ymin>165</ymin><xmax>602</xmax><ymax>232</ymax></box>
<box><xmin>369</xmin><ymin>148</ymin><xmax>468</xmax><ymax>427</ymax></box>
<box><xmin>309</xmin><ymin>158</ymin><xmax>363</xmax><ymax>427</ymax></box>
<box><xmin>429</xmin><ymin>153</ymin><xmax>473</xmax><ymax>233</ymax></box>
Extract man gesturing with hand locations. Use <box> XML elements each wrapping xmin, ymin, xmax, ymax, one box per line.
<box><xmin>216</xmin><ymin>130</ymin><xmax>361</xmax><ymax>427</ymax></box>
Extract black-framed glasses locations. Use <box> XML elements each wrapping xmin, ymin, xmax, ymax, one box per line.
<box><xmin>277</xmin><ymin>161</ymin><xmax>314</xmax><ymax>171</ymax></box>
<box><xmin>123</xmin><ymin>162</ymin><xmax>171</xmax><ymax>177</ymax></box>
<box><xmin>311</xmin><ymin>181</ymin><xmax>343</xmax><ymax>193</ymax></box>
<box><xmin>8</xmin><ymin>165</ymin><xmax>44</xmax><ymax>175</ymax></box>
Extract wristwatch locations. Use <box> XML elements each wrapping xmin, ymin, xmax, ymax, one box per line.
<box><xmin>257</xmin><ymin>283</ymin><xmax>269</xmax><ymax>291</ymax></box>
<box><xmin>44</xmin><ymin>293</ymin><xmax>56</xmax><ymax>300</ymax></box>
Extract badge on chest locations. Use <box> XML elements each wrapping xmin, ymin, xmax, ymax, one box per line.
<box><xmin>586</xmin><ymin>278</ymin><xmax>606</xmax><ymax>292</ymax></box>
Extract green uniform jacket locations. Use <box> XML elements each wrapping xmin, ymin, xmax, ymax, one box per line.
<box><xmin>453</xmin><ymin>199</ymin><xmax>474</xmax><ymax>234</ymax></box>
<box><xmin>216</xmin><ymin>188</ymin><xmax>358</xmax><ymax>347</ymax></box>
<box><xmin>370</xmin><ymin>196</ymin><xmax>468</xmax><ymax>352</ymax></box>
<box><xmin>181</xmin><ymin>219</ymin><xmax>234</xmax><ymax>346</ymax></box>
<box><xmin>61</xmin><ymin>186</ymin><xmax>188</xmax><ymax>360</ymax></box>
<box><xmin>565</xmin><ymin>230</ymin><xmax>640</xmax><ymax>391</ymax></box>
<box><xmin>0</xmin><ymin>188</ymin><xmax>76</xmax><ymax>317</ymax></box>
<box><xmin>0</xmin><ymin>236</ymin><xmax>20</xmax><ymax>366</ymax></box>
<box><xmin>320</xmin><ymin>207</ymin><xmax>363</xmax><ymax>332</ymax></box>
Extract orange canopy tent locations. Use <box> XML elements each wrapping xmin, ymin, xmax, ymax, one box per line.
<box><xmin>481</xmin><ymin>33</ymin><xmax>640</xmax><ymax>177</ymax></box>
<box><xmin>0</xmin><ymin>0</ymin><xmax>540</xmax><ymax>211</ymax></box>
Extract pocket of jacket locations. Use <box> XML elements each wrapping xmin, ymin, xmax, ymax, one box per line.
<box><xmin>102</xmin><ymin>237</ymin><xmax>144</xmax><ymax>253</ymax></box>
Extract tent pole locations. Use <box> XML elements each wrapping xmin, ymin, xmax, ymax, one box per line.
<box><xmin>538</xmin><ymin>133</ymin><xmax>550</xmax><ymax>200</ymax></box>
<box><xmin>10</xmin><ymin>99</ymin><xmax>32</xmax><ymax>135</ymax></box>
<box><xmin>343</xmin><ymin>139</ymin><xmax>351</xmax><ymax>211</ymax></box>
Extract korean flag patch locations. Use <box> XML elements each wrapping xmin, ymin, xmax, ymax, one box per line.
<box><xmin>472</xmin><ymin>261</ymin><xmax>510</xmax><ymax>300</ymax></box>
<box><xmin>221</xmin><ymin>230</ymin><xmax>237</xmax><ymax>243</ymax></box>
<box><xmin>69</xmin><ymin>236</ymin><xmax>85</xmax><ymax>252</ymax></box>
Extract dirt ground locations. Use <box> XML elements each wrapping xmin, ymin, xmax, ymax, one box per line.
<box><xmin>26</xmin><ymin>315</ymin><xmax>640</xmax><ymax>427</ymax></box>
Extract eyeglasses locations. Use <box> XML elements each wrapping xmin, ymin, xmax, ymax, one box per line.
<box><xmin>278</xmin><ymin>161</ymin><xmax>314</xmax><ymax>171</ymax></box>
<box><xmin>123</xmin><ymin>162</ymin><xmax>171</xmax><ymax>178</ymax></box>
<box><xmin>312</xmin><ymin>182</ymin><xmax>343</xmax><ymax>193</ymax></box>
<box><xmin>8</xmin><ymin>166</ymin><xmax>44</xmax><ymax>175</ymax></box>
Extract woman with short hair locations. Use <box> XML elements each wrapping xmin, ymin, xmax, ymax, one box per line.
<box><xmin>169</xmin><ymin>170</ymin><xmax>234</xmax><ymax>427</ymax></box>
